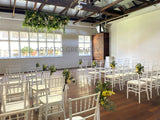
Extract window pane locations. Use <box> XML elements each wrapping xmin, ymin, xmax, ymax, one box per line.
<box><xmin>47</xmin><ymin>33</ymin><xmax>54</xmax><ymax>41</ymax></box>
<box><xmin>39</xmin><ymin>42</ymin><xmax>46</xmax><ymax>56</ymax></box>
<box><xmin>79</xmin><ymin>43</ymin><xmax>84</xmax><ymax>55</ymax></box>
<box><xmin>79</xmin><ymin>36</ymin><xmax>84</xmax><ymax>42</ymax></box>
<box><xmin>85</xmin><ymin>36</ymin><xmax>90</xmax><ymax>43</ymax></box>
<box><xmin>0</xmin><ymin>31</ymin><xmax>8</xmax><ymax>40</ymax></box>
<box><xmin>55</xmin><ymin>34</ymin><xmax>61</xmax><ymax>41</ymax></box>
<box><xmin>47</xmin><ymin>43</ymin><xmax>54</xmax><ymax>56</ymax></box>
<box><xmin>30</xmin><ymin>42</ymin><xmax>38</xmax><ymax>56</ymax></box>
<box><xmin>20</xmin><ymin>32</ymin><xmax>28</xmax><ymax>41</ymax></box>
<box><xmin>84</xmin><ymin>43</ymin><xmax>91</xmax><ymax>55</ymax></box>
<box><xmin>39</xmin><ymin>33</ymin><xmax>46</xmax><ymax>41</ymax></box>
<box><xmin>30</xmin><ymin>33</ymin><xmax>37</xmax><ymax>41</ymax></box>
<box><xmin>21</xmin><ymin>42</ymin><xmax>29</xmax><ymax>57</ymax></box>
<box><xmin>55</xmin><ymin>43</ymin><xmax>62</xmax><ymax>56</ymax></box>
<box><xmin>10</xmin><ymin>31</ymin><xmax>19</xmax><ymax>40</ymax></box>
<box><xmin>10</xmin><ymin>42</ymin><xmax>19</xmax><ymax>57</ymax></box>
<box><xmin>0</xmin><ymin>42</ymin><xmax>9</xmax><ymax>57</ymax></box>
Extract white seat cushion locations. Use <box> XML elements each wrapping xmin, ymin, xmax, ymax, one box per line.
<box><xmin>140</xmin><ymin>78</ymin><xmax>156</xmax><ymax>82</ymax></box>
<box><xmin>39</xmin><ymin>95</ymin><xmax>62</xmax><ymax>104</ymax></box>
<box><xmin>105</xmin><ymin>74</ymin><xmax>119</xmax><ymax>78</ymax></box>
<box><xmin>128</xmin><ymin>80</ymin><xmax>146</xmax><ymax>85</ymax></box>
<box><xmin>88</xmin><ymin>71</ymin><xmax>99</xmax><ymax>74</ymax></box>
<box><xmin>29</xmin><ymin>78</ymin><xmax>42</xmax><ymax>82</ymax></box>
<box><xmin>1</xmin><ymin>100</ymin><xmax>27</xmax><ymax>113</ymax></box>
<box><xmin>65</xmin><ymin>116</ymin><xmax>84</xmax><ymax>120</ymax></box>
<box><xmin>32</xmin><ymin>84</ymin><xmax>47</xmax><ymax>91</ymax></box>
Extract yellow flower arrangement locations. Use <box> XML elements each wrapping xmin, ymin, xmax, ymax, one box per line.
<box><xmin>110</xmin><ymin>61</ymin><xmax>116</xmax><ymax>69</ymax></box>
<box><xmin>95</xmin><ymin>81</ymin><xmax>116</xmax><ymax>111</ymax></box>
<box><xmin>135</xmin><ymin>63</ymin><xmax>144</xmax><ymax>74</ymax></box>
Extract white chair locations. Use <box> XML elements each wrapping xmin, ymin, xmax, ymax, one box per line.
<box><xmin>0</xmin><ymin>106</ymin><xmax>42</xmax><ymax>120</ymax></box>
<box><xmin>65</xmin><ymin>92</ymin><xmax>100</xmax><ymax>120</ymax></box>
<box><xmin>39</xmin><ymin>77</ymin><xmax>66</xmax><ymax>120</ymax></box>
<box><xmin>105</xmin><ymin>68</ymin><xmax>120</xmax><ymax>91</ymax></box>
<box><xmin>1</xmin><ymin>81</ymin><xmax>28</xmax><ymax>113</ymax></box>
<box><xmin>87</xmin><ymin>68</ymin><xmax>100</xmax><ymax>85</ymax></box>
<box><xmin>127</xmin><ymin>73</ymin><xmax>149</xmax><ymax>104</ymax></box>
<box><xmin>140</xmin><ymin>67</ymin><xmax>159</xmax><ymax>98</ymax></box>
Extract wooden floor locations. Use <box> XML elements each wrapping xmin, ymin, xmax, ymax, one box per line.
<box><xmin>66</xmin><ymin>69</ymin><xmax>160</xmax><ymax>120</ymax></box>
<box><xmin>1</xmin><ymin>69</ymin><xmax>160</xmax><ymax>120</ymax></box>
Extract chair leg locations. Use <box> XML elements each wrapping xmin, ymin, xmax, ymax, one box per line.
<box><xmin>150</xmin><ymin>84</ymin><xmax>152</xmax><ymax>99</ymax></box>
<box><xmin>138</xmin><ymin>91</ymin><xmax>141</xmax><ymax>104</ymax></box>
<box><xmin>127</xmin><ymin>83</ymin><xmax>129</xmax><ymax>99</ymax></box>
<box><xmin>63</xmin><ymin>102</ymin><xmax>66</xmax><ymax>119</ymax></box>
<box><xmin>146</xmin><ymin>86</ymin><xmax>150</xmax><ymax>101</ymax></box>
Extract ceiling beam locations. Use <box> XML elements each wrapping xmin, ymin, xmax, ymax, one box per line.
<box><xmin>53</xmin><ymin>5</ymin><xmax>56</xmax><ymax>13</ymax></box>
<box><xmin>34</xmin><ymin>2</ymin><xmax>37</xmax><ymax>10</ymax></box>
<box><xmin>26</xmin><ymin>0</ymin><xmax>102</xmax><ymax>12</ymax></box>
<box><xmin>118</xmin><ymin>6</ymin><xmax>126</xmax><ymax>13</ymax></box>
<box><xmin>101</xmin><ymin>12</ymin><xmax>120</xmax><ymax>17</ymax></box>
<box><xmin>73</xmin><ymin>0</ymin><xmax>123</xmax><ymax>24</ymax></box>
<box><xmin>0</xmin><ymin>6</ymin><xmax>96</xmax><ymax>23</ymax></box>
<box><xmin>12</xmin><ymin>0</ymin><xmax>16</xmax><ymax>18</ymax></box>
<box><xmin>92</xmin><ymin>0</ymin><xmax>160</xmax><ymax>25</ymax></box>
<box><xmin>38</xmin><ymin>0</ymin><xmax>48</xmax><ymax>11</ymax></box>
<box><xmin>136</xmin><ymin>0</ymin><xmax>151</xmax><ymax>4</ymax></box>
<box><xmin>26</xmin><ymin>0</ymin><xmax>28</xmax><ymax>9</ymax></box>
<box><xmin>74</xmin><ymin>10</ymin><xmax>79</xmax><ymax>17</ymax></box>
<box><xmin>10</xmin><ymin>0</ymin><xmax>12</xmax><ymax>7</ymax></box>
<box><xmin>59</xmin><ymin>0</ymin><xmax>78</xmax><ymax>14</ymax></box>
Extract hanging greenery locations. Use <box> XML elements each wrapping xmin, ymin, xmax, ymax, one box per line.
<box><xmin>22</xmin><ymin>10</ymin><xmax>70</xmax><ymax>32</ymax></box>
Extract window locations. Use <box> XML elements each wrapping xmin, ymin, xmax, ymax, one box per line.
<box><xmin>79</xmin><ymin>35</ymin><xmax>91</xmax><ymax>56</ymax></box>
<box><xmin>0</xmin><ymin>31</ymin><xmax>62</xmax><ymax>58</ymax></box>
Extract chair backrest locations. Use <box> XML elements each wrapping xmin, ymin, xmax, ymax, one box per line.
<box><xmin>1</xmin><ymin>81</ymin><xmax>28</xmax><ymax>113</ymax></box>
<box><xmin>0</xmin><ymin>106</ymin><xmax>42</xmax><ymax>120</ymax></box>
<box><xmin>44</xmin><ymin>77</ymin><xmax>65</xmax><ymax>104</ymax></box>
<box><xmin>68</xmin><ymin>92</ymin><xmax>100</xmax><ymax>120</ymax></box>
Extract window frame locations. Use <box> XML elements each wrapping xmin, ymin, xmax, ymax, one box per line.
<box><xmin>78</xmin><ymin>35</ymin><xmax>91</xmax><ymax>56</ymax></box>
<box><xmin>0</xmin><ymin>30</ymin><xmax>63</xmax><ymax>59</ymax></box>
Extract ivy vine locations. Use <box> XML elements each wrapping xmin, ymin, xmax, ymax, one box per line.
<box><xmin>22</xmin><ymin>10</ymin><xmax>69</xmax><ymax>32</ymax></box>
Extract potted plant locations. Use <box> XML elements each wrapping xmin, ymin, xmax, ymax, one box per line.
<box><xmin>79</xmin><ymin>59</ymin><xmax>82</xmax><ymax>69</ymax></box>
<box><xmin>49</xmin><ymin>65</ymin><xmax>56</xmax><ymax>76</ymax></box>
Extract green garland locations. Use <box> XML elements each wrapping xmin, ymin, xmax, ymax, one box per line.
<box><xmin>22</xmin><ymin>10</ymin><xmax>69</xmax><ymax>32</ymax></box>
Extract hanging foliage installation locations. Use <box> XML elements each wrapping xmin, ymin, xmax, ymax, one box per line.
<box><xmin>23</xmin><ymin>10</ymin><xmax>69</xmax><ymax>32</ymax></box>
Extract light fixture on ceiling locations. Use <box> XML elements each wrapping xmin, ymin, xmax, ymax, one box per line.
<box><xmin>74</xmin><ymin>0</ymin><xmax>87</xmax><ymax>10</ymax></box>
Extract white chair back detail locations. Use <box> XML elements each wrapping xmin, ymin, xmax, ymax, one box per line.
<box><xmin>68</xmin><ymin>92</ymin><xmax>100</xmax><ymax>120</ymax></box>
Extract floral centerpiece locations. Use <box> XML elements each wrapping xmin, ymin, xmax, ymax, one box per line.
<box><xmin>110</xmin><ymin>61</ymin><xmax>116</xmax><ymax>69</ymax></box>
<box><xmin>135</xmin><ymin>63</ymin><xmax>144</xmax><ymax>74</ymax></box>
<box><xmin>63</xmin><ymin>69</ymin><xmax>75</xmax><ymax>91</ymax></box>
<box><xmin>92</xmin><ymin>61</ymin><xmax>97</xmax><ymax>67</ymax></box>
<box><xmin>95</xmin><ymin>81</ymin><xmax>116</xmax><ymax>111</ymax></box>
<box><xmin>49</xmin><ymin>65</ymin><xmax>56</xmax><ymax>75</ymax></box>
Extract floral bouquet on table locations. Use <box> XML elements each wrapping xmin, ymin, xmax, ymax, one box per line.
<box><xmin>135</xmin><ymin>63</ymin><xmax>144</xmax><ymax>74</ymax></box>
<box><xmin>49</xmin><ymin>65</ymin><xmax>56</xmax><ymax>75</ymax></box>
<box><xmin>79</xmin><ymin>59</ymin><xmax>82</xmax><ymax>68</ymax></box>
<box><xmin>95</xmin><ymin>81</ymin><xmax>116</xmax><ymax>111</ymax></box>
<box><xmin>92</xmin><ymin>60</ymin><xmax>97</xmax><ymax>67</ymax></box>
<box><xmin>63</xmin><ymin>69</ymin><xmax>75</xmax><ymax>91</ymax></box>
<box><xmin>110</xmin><ymin>61</ymin><xmax>116</xmax><ymax>69</ymax></box>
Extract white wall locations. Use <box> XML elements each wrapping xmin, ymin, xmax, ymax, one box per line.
<box><xmin>110</xmin><ymin>8</ymin><xmax>160</xmax><ymax>63</ymax></box>
<box><xmin>0</xmin><ymin>12</ymin><xmax>97</xmax><ymax>74</ymax></box>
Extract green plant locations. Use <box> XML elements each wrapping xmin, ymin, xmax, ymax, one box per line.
<box><xmin>135</xmin><ymin>63</ymin><xmax>144</xmax><ymax>74</ymax></box>
<box><xmin>42</xmin><ymin>64</ymin><xmax>48</xmax><ymax>71</ymax></box>
<box><xmin>21</xmin><ymin>47</ymin><xmax>33</xmax><ymax>56</ymax></box>
<box><xmin>95</xmin><ymin>81</ymin><xmax>116</xmax><ymax>111</ymax></box>
<box><xmin>36</xmin><ymin>62</ymin><xmax>40</xmax><ymax>68</ymax></box>
<box><xmin>110</xmin><ymin>61</ymin><xmax>116</xmax><ymax>69</ymax></box>
<box><xmin>23</xmin><ymin>10</ymin><xmax>69</xmax><ymax>32</ymax></box>
<box><xmin>79</xmin><ymin>59</ymin><xmax>82</xmax><ymax>65</ymax></box>
<box><xmin>63</xmin><ymin>69</ymin><xmax>75</xmax><ymax>84</ymax></box>
<box><xmin>49</xmin><ymin>65</ymin><xmax>56</xmax><ymax>75</ymax></box>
